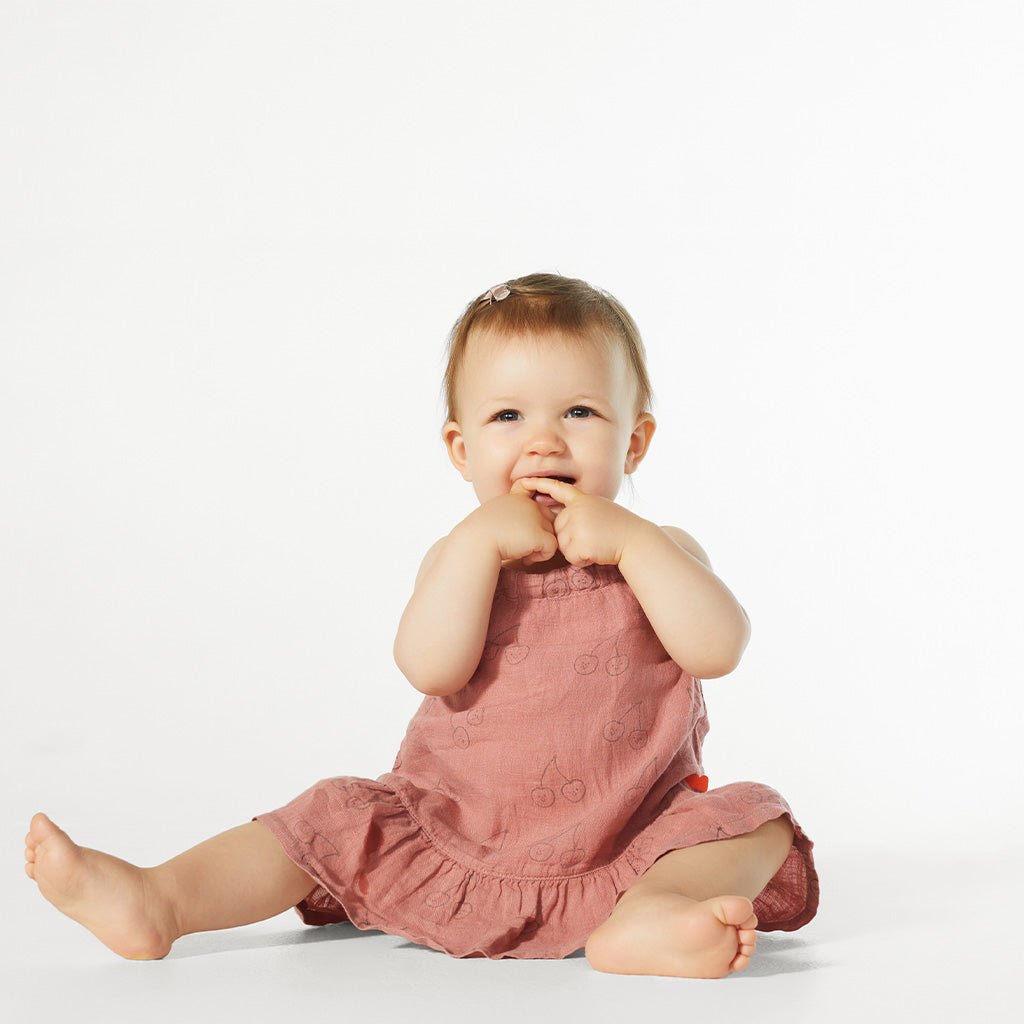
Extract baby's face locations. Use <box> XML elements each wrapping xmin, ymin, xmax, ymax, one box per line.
<box><xmin>443</xmin><ymin>329</ymin><xmax>655</xmax><ymax>507</ymax></box>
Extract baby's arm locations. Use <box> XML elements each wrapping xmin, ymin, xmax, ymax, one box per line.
<box><xmin>393</xmin><ymin>525</ymin><xmax>501</xmax><ymax>697</ymax></box>
<box><xmin>394</xmin><ymin>492</ymin><xmax>558</xmax><ymax>697</ymax></box>
<box><xmin>619</xmin><ymin>522</ymin><xmax>751</xmax><ymax>678</ymax></box>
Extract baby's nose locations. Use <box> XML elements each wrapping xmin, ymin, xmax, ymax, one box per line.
<box><xmin>525</xmin><ymin>431</ymin><xmax>565</xmax><ymax>455</ymax></box>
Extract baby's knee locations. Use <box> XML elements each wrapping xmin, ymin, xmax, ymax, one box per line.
<box><xmin>757</xmin><ymin>814</ymin><xmax>795</xmax><ymax>853</ymax></box>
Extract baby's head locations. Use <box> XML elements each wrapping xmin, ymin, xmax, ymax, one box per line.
<box><xmin>440</xmin><ymin>272</ymin><xmax>657</xmax><ymax>506</ymax></box>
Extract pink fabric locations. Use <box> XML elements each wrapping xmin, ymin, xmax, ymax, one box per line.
<box><xmin>255</xmin><ymin>563</ymin><xmax>819</xmax><ymax>959</ymax></box>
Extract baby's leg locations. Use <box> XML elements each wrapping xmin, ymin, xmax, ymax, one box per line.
<box><xmin>585</xmin><ymin>815</ymin><xmax>795</xmax><ymax>979</ymax></box>
<box><xmin>24</xmin><ymin>812</ymin><xmax>316</xmax><ymax>960</ymax></box>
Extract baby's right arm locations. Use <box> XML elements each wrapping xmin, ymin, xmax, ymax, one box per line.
<box><xmin>393</xmin><ymin>492</ymin><xmax>558</xmax><ymax>697</ymax></box>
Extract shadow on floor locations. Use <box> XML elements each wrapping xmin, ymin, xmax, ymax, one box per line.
<box><xmin>167</xmin><ymin>921</ymin><xmax>372</xmax><ymax>959</ymax></box>
<box><xmin>168</xmin><ymin>922</ymin><xmax>822</xmax><ymax>976</ymax></box>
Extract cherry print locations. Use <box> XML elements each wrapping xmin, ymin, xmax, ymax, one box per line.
<box><xmin>624</xmin><ymin>833</ymin><xmax>654</xmax><ymax>872</ymax></box>
<box><xmin>430</xmin><ymin>776</ymin><xmax>460</xmax><ymax>803</ymax></box>
<box><xmin>602</xmin><ymin>701</ymin><xmax>648</xmax><ymax>748</ymax></box>
<box><xmin>629</xmin><ymin>727</ymin><xmax>649</xmax><ymax>749</ymax></box>
<box><xmin>532</xmin><ymin>755</ymin><xmax>586</xmax><ymax>807</ymax></box>
<box><xmin>449</xmin><ymin>705</ymin><xmax>484</xmax><ymax>749</ymax></box>
<box><xmin>532</xmin><ymin>785</ymin><xmax>555</xmax><ymax>808</ymax></box>
<box><xmin>291</xmin><ymin>820</ymin><xmax>341</xmax><ymax>864</ymax></box>
<box><xmin>606</xmin><ymin>633</ymin><xmax>629</xmax><ymax>676</ymax></box>
<box><xmin>484</xmin><ymin>625</ymin><xmax>530</xmax><ymax>664</ymax></box>
<box><xmin>573</xmin><ymin>631</ymin><xmax>630</xmax><ymax>677</ymax></box>
<box><xmin>561</xmin><ymin>778</ymin><xmax>585</xmax><ymax>803</ymax></box>
<box><xmin>559</xmin><ymin>842</ymin><xmax>586</xmax><ymax>867</ymax></box>
<box><xmin>623</xmin><ymin>781</ymin><xmax>647</xmax><ymax>806</ymax></box>
<box><xmin>506</xmin><ymin>643</ymin><xmax>529</xmax><ymax>664</ymax></box>
<box><xmin>568</xmin><ymin>568</ymin><xmax>595</xmax><ymax>590</ymax></box>
<box><xmin>325</xmin><ymin>779</ymin><xmax>391</xmax><ymax>810</ymax></box>
<box><xmin>603</xmin><ymin>719</ymin><xmax>624</xmax><ymax>741</ymax></box>
<box><xmin>528</xmin><ymin>822</ymin><xmax>588</xmax><ymax>866</ymax></box>
<box><xmin>481</xmin><ymin>825</ymin><xmax>511</xmax><ymax>853</ymax></box>
<box><xmin>424</xmin><ymin>886</ymin><xmax>474</xmax><ymax>920</ymax></box>
<box><xmin>622</xmin><ymin>758</ymin><xmax>660</xmax><ymax>808</ymax></box>
<box><xmin>542</xmin><ymin>574</ymin><xmax>569</xmax><ymax>598</ymax></box>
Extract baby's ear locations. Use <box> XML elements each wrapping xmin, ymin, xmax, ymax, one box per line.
<box><xmin>625</xmin><ymin>413</ymin><xmax>656</xmax><ymax>472</ymax></box>
<box><xmin>442</xmin><ymin>420</ymin><xmax>472</xmax><ymax>481</ymax></box>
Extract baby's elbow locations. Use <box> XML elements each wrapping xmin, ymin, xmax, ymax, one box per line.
<box><xmin>693</xmin><ymin>655</ymin><xmax>741</xmax><ymax>680</ymax></box>
<box><xmin>685</xmin><ymin>620</ymin><xmax>750</xmax><ymax>679</ymax></box>
<box><xmin>409</xmin><ymin>671</ymin><xmax>470</xmax><ymax>698</ymax></box>
<box><xmin>706</xmin><ymin>619</ymin><xmax>751</xmax><ymax>679</ymax></box>
<box><xmin>393</xmin><ymin>641</ymin><xmax>470</xmax><ymax>698</ymax></box>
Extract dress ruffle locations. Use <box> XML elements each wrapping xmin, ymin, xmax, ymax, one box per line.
<box><xmin>255</xmin><ymin>773</ymin><xmax>818</xmax><ymax>960</ymax></box>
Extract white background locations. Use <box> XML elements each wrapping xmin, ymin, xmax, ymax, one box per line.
<box><xmin>2</xmin><ymin>1</ymin><xmax>1021</xmax><ymax>1020</ymax></box>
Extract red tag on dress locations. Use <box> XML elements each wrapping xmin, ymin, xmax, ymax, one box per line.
<box><xmin>684</xmin><ymin>773</ymin><xmax>709</xmax><ymax>793</ymax></box>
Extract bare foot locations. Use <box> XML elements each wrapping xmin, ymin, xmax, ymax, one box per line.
<box><xmin>585</xmin><ymin>886</ymin><xmax>759</xmax><ymax>979</ymax></box>
<box><xmin>24</xmin><ymin>812</ymin><xmax>178</xmax><ymax>960</ymax></box>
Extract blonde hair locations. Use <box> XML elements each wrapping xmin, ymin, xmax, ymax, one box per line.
<box><xmin>440</xmin><ymin>272</ymin><xmax>654</xmax><ymax>433</ymax></box>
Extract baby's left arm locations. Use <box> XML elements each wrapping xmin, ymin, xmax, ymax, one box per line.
<box><xmin>515</xmin><ymin>478</ymin><xmax>751</xmax><ymax>679</ymax></box>
<box><xmin>618</xmin><ymin>522</ymin><xmax>750</xmax><ymax>678</ymax></box>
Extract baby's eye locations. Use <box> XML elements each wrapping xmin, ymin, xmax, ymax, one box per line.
<box><xmin>567</xmin><ymin>406</ymin><xmax>595</xmax><ymax>418</ymax></box>
<box><xmin>493</xmin><ymin>409</ymin><xmax>520</xmax><ymax>422</ymax></box>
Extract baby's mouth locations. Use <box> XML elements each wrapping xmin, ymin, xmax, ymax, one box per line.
<box><xmin>529</xmin><ymin>475</ymin><xmax>575</xmax><ymax>506</ymax></box>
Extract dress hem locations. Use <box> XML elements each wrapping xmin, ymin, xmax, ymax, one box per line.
<box><xmin>253</xmin><ymin>780</ymin><xmax>818</xmax><ymax>960</ymax></box>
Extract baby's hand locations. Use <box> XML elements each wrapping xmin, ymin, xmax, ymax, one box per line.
<box><xmin>513</xmin><ymin>478</ymin><xmax>646</xmax><ymax>567</ymax></box>
<box><xmin>460</xmin><ymin>487</ymin><xmax>560</xmax><ymax>566</ymax></box>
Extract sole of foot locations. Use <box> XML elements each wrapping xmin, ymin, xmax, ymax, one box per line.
<box><xmin>586</xmin><ymin>887</ymin><xmax>759</xmax><ymax>979</ymax></box>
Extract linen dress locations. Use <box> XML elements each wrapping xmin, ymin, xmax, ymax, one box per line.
<box><xmin>254</xmin><ymin>562</ymin><xmax>819</xmax><ymax>959</ymax></box>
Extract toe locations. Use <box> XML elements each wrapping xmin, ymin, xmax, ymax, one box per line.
<box><xmin>711</xmin><ymin>896</ymin><xmax>756</xmax><ymax>928</ymax></box>
<box><xmin>31</xmin><ymin>811</ymin><xmax>60</xmax><ymax>836</ymax></box>
<box><xmin>25</xmin><ymin>861</ymin><xmax>35</xmax><ymax>880</ymax></box>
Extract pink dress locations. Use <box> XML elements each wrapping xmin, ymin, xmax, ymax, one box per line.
<box><xmin>255</xmin><ymin>562</ymin><xmax>819</xmax><ymax>959</ymax></box>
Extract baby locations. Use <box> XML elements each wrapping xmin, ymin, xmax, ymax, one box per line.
<box><xmin>24</xmin><ymin>272</ymin><xmax>818</xmax><ymax>978</ymax></box>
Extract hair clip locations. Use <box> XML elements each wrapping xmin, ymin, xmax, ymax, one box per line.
<box><xmin>483</xmin><ymin>283</ymin><xmax>511</xmax><ymax>305</ymax></box>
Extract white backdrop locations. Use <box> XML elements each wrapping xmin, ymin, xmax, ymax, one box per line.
<box><xmin>2</xmin><ymin>0</ymin><xmax>1022</xmax><ymax>960</ymax></box>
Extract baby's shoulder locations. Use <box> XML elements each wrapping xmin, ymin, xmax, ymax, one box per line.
<box><xmin>414</xmin><ymin>535</ymin><xmax>449</xmax><ymax>588</ymax></box>
<box><xmin>657</xmin><ymin>525</ymin><xmax>712</xmax><ymax>571</ymax></box>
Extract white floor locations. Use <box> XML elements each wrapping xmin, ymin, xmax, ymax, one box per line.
<box><xmin>4</xmin><ymin>843</ymin><xmax>1018</xmax><ymax>1024</ymax></box>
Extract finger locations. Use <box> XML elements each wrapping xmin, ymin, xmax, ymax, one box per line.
<box><xmin>524</xmin><ymin>536</ymin><xmax>559</xmax><ymax>564</ymax></box>
<box><xmin>537</xmin><ymin>503</ymin><xmax>559</xmax><ymax>524</ymax></box>
<box><xmin>517</xmin><ymin>477</ymin><xmax>579</xmax><ymax>503</ymax></box>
